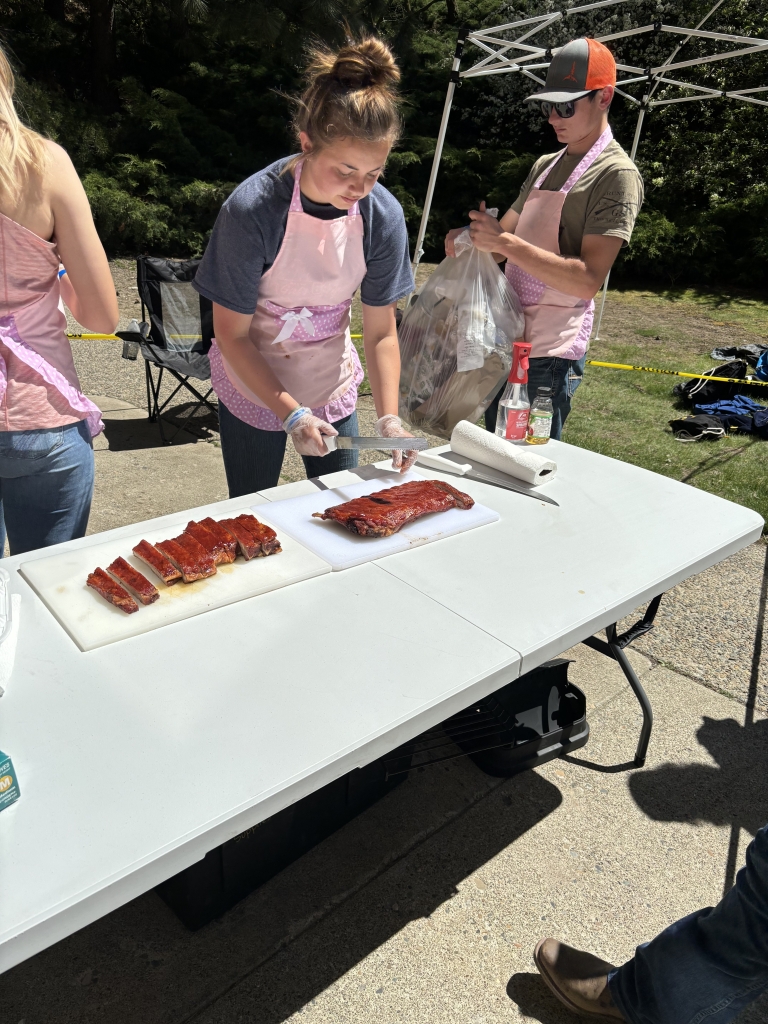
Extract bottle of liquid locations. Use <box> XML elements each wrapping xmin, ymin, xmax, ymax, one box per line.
<box><xmin>526</xmin><ymin>387</ymin><xmax>554</xmax><ymax>444</ymax></box>
<box><xmin>495</xmin><ymin>341</ymin><xmax>533</xmax><ymax>441</ymax></box>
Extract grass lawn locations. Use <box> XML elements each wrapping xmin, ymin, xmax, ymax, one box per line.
<box><xmin>564</xmin><ymin>285</ymin><xmax>768</xmax><ymax>529</ymax></box>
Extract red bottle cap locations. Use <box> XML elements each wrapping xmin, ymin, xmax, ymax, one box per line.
<box><xmin>509</xmin><ymin>341</ymin><xmax>532</xmax><ymax>383</ymax></box>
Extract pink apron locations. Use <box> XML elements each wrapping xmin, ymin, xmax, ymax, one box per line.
<box><xmin>210</xmin><ymin>160</ymin><xmax>367</xmax><ymax>430</ymax></box>
<box><xmin>505</xmin><ymin>127</ymin><xmax>613</xmax><ymax>360</ymax></box>
<box><xmin>0</xmin><ymin>212</ymin><xmax>104</xmax><ymax>436</ymax></box>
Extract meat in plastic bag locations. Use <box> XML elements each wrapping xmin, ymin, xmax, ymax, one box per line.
<box><xmin>398</xmin><ymin>228</ymin><xmax>525</xmax><ymax>439</ymax></box>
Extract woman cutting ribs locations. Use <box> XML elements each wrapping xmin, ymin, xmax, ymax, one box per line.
<box><xmin>193</xmin><ymin>36</ymin><xmax>418</xmax><ymax>495</ymax></box>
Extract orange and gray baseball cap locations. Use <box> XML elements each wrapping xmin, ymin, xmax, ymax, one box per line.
<box><xmin>524</xmin><ymin>38</ymin><xmax>616</xmax><ymax>103</ymax></box>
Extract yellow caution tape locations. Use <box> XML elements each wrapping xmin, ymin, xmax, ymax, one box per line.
<box><xmin>586</xmin><ymin>359</ymin><xmax>768</xmax><ymax>388</ymax></box>
<box><xmin>67</xmin><ymin>333</ymin><xmax>120</xmax><ymax>340</ymax></box>
<box><xmin>70</xmin><ymin>332</ymin><xmax>365</xmax><ymax>340</ymax></box>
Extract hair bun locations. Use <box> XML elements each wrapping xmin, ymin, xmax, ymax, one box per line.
<box><xmin>330</xmin><ymin>37</ymin><xmax>400</xmax><ymax>91</ymax></box>
<box><xmin>293</xmin><ymin>35</ymin><xmax>402</xmax><ymax>154</ymax></box>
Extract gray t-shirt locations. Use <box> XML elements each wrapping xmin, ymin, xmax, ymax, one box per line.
<box><xmin>193</xmin><ymin>157</ymin><xmax>415</xmax><ymax>314</ymax></box>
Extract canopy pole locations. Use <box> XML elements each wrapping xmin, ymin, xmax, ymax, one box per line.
<box><xmin>592</xmin><ymin>102</ymin><xmax>647</xmax><ymax>341</ymax></box>
<box><xmin>411</xmin><ymin>27</ymin><xmax>467</xmax><ymax>283</ymax></box>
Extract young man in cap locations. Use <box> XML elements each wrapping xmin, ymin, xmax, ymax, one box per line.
<box><xmin>446</xmin><ymin>37</ymin><xmax>643</xmax><ymax>440</ymax></box>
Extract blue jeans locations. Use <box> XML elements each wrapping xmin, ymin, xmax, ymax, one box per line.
<box><xmin>218</xmin><ymin>402</ymin><xmax>360</xmax><ymax>498</ymax></box>
<box><xmin>609</xmin><ymin>822</ymin><xmax>768</xmax><ymax>1024</ymax></box>
<box><xmin>0</xmin><ymin>420</ymin><xmax>94</xmax><ymax>555</ymax></box>
<box><xmin>484</xmin><ymin>356</ymin><xmax>584</xmax><ymax>441</ymax></box>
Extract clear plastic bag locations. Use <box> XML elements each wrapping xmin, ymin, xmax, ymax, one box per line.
<box><xmin>398</xmin><ymin>227</ymin><xmax>525</xmax><ymax>439</ymax></box>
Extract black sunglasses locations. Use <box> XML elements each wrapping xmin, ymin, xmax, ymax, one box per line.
<box><xmin>538</xmin><ymin>91</ymin><xmax>598</xmax><ymax>119</ymax></box>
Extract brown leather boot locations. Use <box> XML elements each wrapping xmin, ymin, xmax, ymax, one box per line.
<box><xmin>534</xmin><ymin>938</ymin><xmax>626</xmax><ymax>1020</ymax></box>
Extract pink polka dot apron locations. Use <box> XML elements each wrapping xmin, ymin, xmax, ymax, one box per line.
<box><xmin>210</xmin><ymin>159</ymin><xmax>367</xmax><ymax>429</ymax></box>
<box><xmin>505</xmin><ymin>127</ymin><xmax>613</xmax><ymax>361</ymax></box>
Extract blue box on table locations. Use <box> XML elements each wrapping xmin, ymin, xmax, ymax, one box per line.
<box><xmin>0</xmin><ymin>750</ymin><xmax>20</xmax><ymax>811</ymax></box>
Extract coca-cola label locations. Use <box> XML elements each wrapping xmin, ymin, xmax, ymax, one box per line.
<box><xmin>505</xmin><ymin>409</ymin><xmax>529</xmax><ymax>440</ymax></box>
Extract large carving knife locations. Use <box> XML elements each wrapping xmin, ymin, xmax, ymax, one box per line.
<box><xmin>416</xmin><ymin>450</ymin><xmax>559</xmax><ymax>506</ymax></box>
<box><xmin>324</xmin><ymin>436</ymin><xmax>428</xmax><ymax>452</ymax></box>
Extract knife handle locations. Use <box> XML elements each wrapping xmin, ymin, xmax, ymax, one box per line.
<box><xmin>323</xmin><ymin>436</ymin><xmax>338</xmax><ymax>453</ymax></box>
<box><xmin>416</xmin><ymin>450</ymin><xmax>471</xmax><ymax>476</ymax></box>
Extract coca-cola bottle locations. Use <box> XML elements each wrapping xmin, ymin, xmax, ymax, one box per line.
<box><xmin>495</xmin><ymin>341</ymin><xmax>532</xmax><ymax>441</ymax></box>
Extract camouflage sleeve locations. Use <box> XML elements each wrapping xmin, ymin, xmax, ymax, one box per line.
<box><xmin>583</xmin><ymin>167</ymin><xmax>644</xmax><ymax>244</ymax></box>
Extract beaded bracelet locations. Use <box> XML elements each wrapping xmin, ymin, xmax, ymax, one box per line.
<box><xmin>282</xmin><ymin>406</ymin><xmax>311</xmax><ymax>433</ymax></box>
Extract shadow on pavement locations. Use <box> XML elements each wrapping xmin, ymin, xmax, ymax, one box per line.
<box><xmin>629</xmin><ymin>716</ymin><xmax>768</xmax><ymax>839</ymax></box>
<box><xmin>101</xmin><ymin>405</ymin><xmax>217</xmax><ymax>451</ymax></box>
<box><xmin>632</xmin><ymin>543</ymin><xmax>768</xmax><ymax>895</ymax></box>
<box><xmin>507</xmin><ymin>972</ymin><xmax>576</xmax><ymax>1024</ymax></box>
<box><xmin>0</xmin><ymin>767</ymin><xmax>561</xmax><ymax>1024</ymax></box>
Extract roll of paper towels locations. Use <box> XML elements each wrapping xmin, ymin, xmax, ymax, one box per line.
<box><xmin>450</xmin><ymin>420</ymin><xmax>557</xmax><ymax>485</ymax></box>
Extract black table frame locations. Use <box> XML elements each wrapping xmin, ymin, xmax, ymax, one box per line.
<box><xmin>581</xmin><ymin>593</ymin><xmax>663</xmax><ymax>768</ymax></box>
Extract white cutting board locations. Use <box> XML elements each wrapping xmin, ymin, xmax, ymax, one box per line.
<box><xmin>20</xmin><ymin>507</ymin><xmax>330</xmax><ymax>651</ymax></box>
<box><xmin>259</xmin><ymin>472</ymin><xmax>500</xmax><ymax>572</ymax></box>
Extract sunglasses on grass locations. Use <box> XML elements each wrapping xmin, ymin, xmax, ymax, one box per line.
<box><xmin>537</xmin><ymin>90</ymin><xmax>598</xmax><ymax>118</ymax></box>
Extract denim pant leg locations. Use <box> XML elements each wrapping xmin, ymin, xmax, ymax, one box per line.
<box><xmin>300</xmin><ymin>411</ymin><xmax>359</xmax><ymax>479</ymax></box>
<box><xmin>609</xmin><ymin>822</ymin><xmax>768</xmax><ymax>1024</ymax></box>
<box><xmin>526</xmin><ymin>358</ymin><xmax>575</xmax><ymax>441</ymax></box>
<box><xmin>0</xmin><ymin>420</ymin><xmax>94</xmax><ymax>556</ymax></box>
<box><xmin>218</xmin><ymin>401</ymin><xmax>288</xmax><ymax>497</ymax></box>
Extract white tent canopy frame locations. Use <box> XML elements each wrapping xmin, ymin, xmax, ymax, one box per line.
<box><xmin>411</xmin><ymin>0</ymin><xmax>768</xmax><ymax>340</ymax></box>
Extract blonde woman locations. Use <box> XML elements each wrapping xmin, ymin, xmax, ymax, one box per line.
<box><xmin>193</xmin><ymin>36</ymin><xmax>418</xmax><ymax>496</ymax></box>
<box><xmin>0</xmin><ymin>46</ymin><xmax>117</xmax><ymax>554</ymax></box>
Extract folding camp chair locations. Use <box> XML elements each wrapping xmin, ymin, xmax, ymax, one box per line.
<box><xmin>135</xmin><ymin>256</ymin><xmax>218</xmax><ymax>445</ymax></box>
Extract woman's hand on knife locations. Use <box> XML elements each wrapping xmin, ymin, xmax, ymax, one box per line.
<box><xmin>286</xmin><ymin>409</ymin><xmax>338</xmax><ymax>457</ymax></box>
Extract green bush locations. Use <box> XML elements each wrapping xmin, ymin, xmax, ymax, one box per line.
<box><xmin>5</xmin><ymin>0</ymin><xmax>768</xmax><ymax>291</ymax></box>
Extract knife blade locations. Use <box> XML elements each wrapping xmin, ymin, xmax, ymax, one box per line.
<box><xmin>325</xmin><ymin>436</ymin><xmax>429</xmax><ymax>452</ymax></box>
<box><xmin>415</xmin><ymin>450</ymin><xmax>559</xmax><ymax>506</ymax></box>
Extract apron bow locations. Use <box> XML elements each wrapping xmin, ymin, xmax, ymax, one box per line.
<box><xmin>272</xmin><ymin>307</ymin><xmax>316</xmax><ymax>345</ymax></box>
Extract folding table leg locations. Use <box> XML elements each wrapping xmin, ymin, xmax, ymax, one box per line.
<box><xmin>581</xmin><ymin>594</ymin><xmax>663</xmax><ymax>769</ymax></box>
<box><xmin>605</xmin><ymin>622</ymin><xmax>653</xmax><ymax>768</ymax></box>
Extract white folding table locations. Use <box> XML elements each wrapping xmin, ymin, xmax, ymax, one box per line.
<box><xmin>0</xmin><ymin>440</ymin><xmax>762</xmax><ymax>974</ymax></box>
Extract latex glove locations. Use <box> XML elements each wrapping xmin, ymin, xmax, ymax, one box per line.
<box><xmin>376</xmin><ymin>414</ymin><xmax>419</xmax><ymax>473</ymax></box>
<box><xmin>286</xmin><ymin>408</ymin><xmax>338</xmax><ymax>458</ymax></box>
<box><xmin>445</xmin><ymin>227</ymin><xmax>466</xmax><ymax>258</ymax></box>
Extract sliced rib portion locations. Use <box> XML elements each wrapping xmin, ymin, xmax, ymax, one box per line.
<box><xmin>233</xmin><ymin>513</ymin><xmax>282</xmax><ymax>556</ymax></box>
<box><xmin>87</xmin><ymin>567</ymin><xmax>139</xmax><ymax>614</ymax></box>
<box><xmin>218</xmin><ymin>518</ymin><xmax>261</xmax><ymax>560</ymax></box>
<box><xmin>312</xmin><ymin>479</ymin><xmax>474</xmax><ymax>538</ymax></box>
<box><xmin>156</xmin><ymin>533</ymin><xmax>216</xmax><ymax>582</ymax></box>
<box><xmin>132</xmin><ymin>540</ymin><xmax>182</xmax><ymax>586</ymax></box>
<box><xmin>107</xmin><ymin>557</ymin><xmax>159</xmax><ymax>605</ymax></box>
<box><xmin>185</xmin><ymin>520</ymin><xmax>235</xmax><ymax>564</ymax></box>
<box><xmin>198</xmin><ymin>517</ymin><xmax>239</xmax><ymax>561</ymax></box>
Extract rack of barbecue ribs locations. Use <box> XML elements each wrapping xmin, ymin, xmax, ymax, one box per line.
<box><xmin>106</xmin><ymin>557</ymin><xmax>159</xmax><ymax>605</ymax></box>
<box><xmin>236</xmin><ymin>513</ymin><xmax>282</xmax><ymax>557</ymax></box>
<box><xmin>155</xmin><ymin>533</ymin><xmax>217</xmax><ymax>583</ymax></box>
<box><xmin>132</xmin><ymin>540</ymin><xmax>183</xmax><ymax>586</ymax></box>
<box><xmin>185</xmin><ymin>520</ymin><xmax>236</xmax><ymax>565</ymax></box>
<box><xmin>87</xmin><ymin>568</ymin><xmax>140</xmax><ymax>614</ymax></box>
<box><xmin>218</xmin><ymin>514</ymin><xmax>282</xmax><ymax>560</ymax></box>
<box><xmin>88</xmin><ymin>514</ymin><xmax>283</xmax><ymax>613</ymax></box>
<box><xmin>312</xmin><ymin>479</ymin><xmax>474</xmax><ymax>538</ymax></box>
